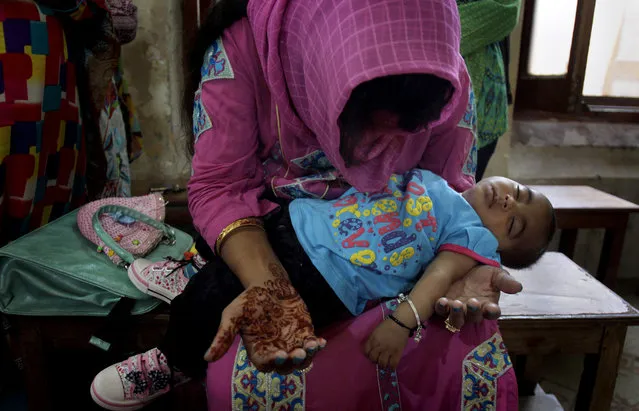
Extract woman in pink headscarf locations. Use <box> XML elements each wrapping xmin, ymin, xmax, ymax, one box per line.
<box><xmin>90</xmin><ymin>0</ymin><xmax>522</xmax><ymax>409</ymax></box>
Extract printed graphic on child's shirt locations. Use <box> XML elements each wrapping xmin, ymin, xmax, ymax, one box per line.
<box><xmin>328</xmin><ymin>170</ymin><xmax>438</xmax><ymax>275</ymax></box>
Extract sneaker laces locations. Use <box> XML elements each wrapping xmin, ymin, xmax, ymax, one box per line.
<box><xmin>160</xmin><ymin>252</ymin><xmax>206</xmax><ymax>277</ymax></box>
<box><xmin>160</xmin><ymin>257</ymin><xmax>190</xmax><ymax>277</ymax></box>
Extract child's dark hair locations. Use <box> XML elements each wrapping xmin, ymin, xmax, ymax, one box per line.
<box><xmin>338</xmin><ymin>74</ymin><xmax>453</xmax><ymax>167</ymax></box>
<box><xmin>183</xmin><ymin>0</ymin><xmax>249</xmax><ymax>156</ymax></box>
<box><xmin>500</xmin><ymin>205</ymin><xmax>557</xmax><ymax>269</ymax></box>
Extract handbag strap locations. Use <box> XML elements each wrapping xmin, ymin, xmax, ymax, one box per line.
<box><xmin>92</xmin><ymin>204</ymin><xmax>177</xmax><ymax>265</ymax></box>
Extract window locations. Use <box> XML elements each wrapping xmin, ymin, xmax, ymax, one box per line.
<box><xmin>515</xmin><ymin>0</ymin><xmax>639</xmax><ymax>121</ymax></box>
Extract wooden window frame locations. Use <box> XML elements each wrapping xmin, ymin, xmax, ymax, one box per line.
<box><xmin>515</xmin><ymin>0</ymin><xmax>639</xmax><ymax>122</ymax></box>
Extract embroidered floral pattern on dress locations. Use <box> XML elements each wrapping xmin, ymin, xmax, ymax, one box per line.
<box><xmin>231</xmin><ymin>341</ymin><xmax>306</xmax><ymax>410</ymax></box>
<box><xmin>201</xmin><ymin>38</ymin><xmax>234</xmax><ymax>82</ymax></box>
<box><xmin>458</xmin><ymin>88</ymin><xmax>477</xmax><ymax>131</ymax></box>
<box><xmin>458</xmin><ymin>87</ymin><xmax>478</xmax><ymax>180</ymax></box>
<box><xmin>378</xmin><ymin>368</ymin><xmax>402</xmax><ymax>411</ymax></box>
<box><xmin>193</xmin><ymin>90</ymin><xmax>212</xmax><ymax>145</ymax></box>
<box><xmin>290</xmin><ymin>150</ymin><xmax>335</xmax><ymax>172</ymax></box>
<box><xmin>272</xmin><ymin>171</ymin><xmax>340</xmax><ymax>199</ymax></box>
<box><xmin>462</xmin><ymin>138</ymin><xmax>478</xmax><ymax>179</ymax></box>
<box><xmin>462</xmin><ymin>332</ymin><xmax>512</xmax><ymax>411</ymax></box>
<box><xmin>377</xmin><ymin>299</ymin><xmax>403</xmax><ymax>410</ymax></box>
<box><xmin>194</xmin><ymin>38</ymin><xmax>234</xmax><ymax>146</ymax></box>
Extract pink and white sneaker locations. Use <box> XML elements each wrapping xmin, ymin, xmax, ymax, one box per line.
<box><xmin>127</xmin><ymin>257</ymin><xmax>202</xmax><ymax>304</ymax></box>
<box><xmin>90</xmin><ymin>348</ymin><xmax>189</xmax><ymax>410</ymax></box>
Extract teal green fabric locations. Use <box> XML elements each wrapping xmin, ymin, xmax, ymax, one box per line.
<box><xmin>457</xmin><ymin>0</ymin><xmax>520</xmax><ymax>148</ymax></box>
<box><xmin>474</xmin><ymin>44</ymin><xmax>509</xmax><ymax>146</ymax></box>
<box><xmin>0</xmin><ymin>209</ymin><xmax>193</xmax><ymax>316</ymax></box>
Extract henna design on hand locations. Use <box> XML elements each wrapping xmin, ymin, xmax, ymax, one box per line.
<box><xmin>207</xmin><ymin>262</ymin><xmax>316</xmax><ymax>367</ymax></box>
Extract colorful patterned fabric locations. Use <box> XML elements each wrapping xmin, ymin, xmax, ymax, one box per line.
<box><xmin>474</xmin><ymin>44</ymin><xmax>509</xmax><ymax>147</ymax></box>
<box><xmin>100</xmin><ymin>69</ymin><xmax>133</xmax><ymax>197</ymax></box>
<box><xmin>0</xmin><ymin>0</ymin><xmax>87</xmax><ymax>244</ymax></box>
<box><xmin>63</xmin><ymin>0</ymin><xmax>141</xmax><ymax>198</ymax></box>
<box><xmin>0</xmin><ymin>0</ymin><xmax>142</xmax><ymax>244</ymax></box>
<box><xmin>209</xmin><ymin>301</ymin><xmax>518</xmax><ymax>411</ymax></box>
<box><xmin>458</xmin><ymin>89</ymin><xmax>479</xmax><ymax>178</ymax></box>
<box><xmin>457</xmin><ymin>0</ymin><xmax>520</xmax><ymax>149</ymax></box>
<box><xmin>462</xmin><ymin>332</ymin><xmax>513</xmax><ymax>410</ymax></box>
<box><xmin>192</xmin><ymin>38</ymin><xmax>231</xmax><ymax>145</ymax></box>
<box><xmin>39</xmin><ymin>0</ymin><xmax>142</xmax><ymax>198</ymax></box>
<box><xmin>231</xmin><ymin>341</ymin><xmax>306</xmax><ymax>410</ymax></box>
<box><xmin>290</xmin><ymin>169</ymin><xmax>500</xmax><ymax>315</ymax></box>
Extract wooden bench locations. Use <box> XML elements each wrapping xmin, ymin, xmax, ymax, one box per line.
<box><xmin>499</xmin><ymin>252</ymin><xmax>639</xmax><ymax>411</ymax></box>
<box><xmin>531</xmin><ymin>185</ymin><xmax>639</xmax><ymax>286</ymax></box>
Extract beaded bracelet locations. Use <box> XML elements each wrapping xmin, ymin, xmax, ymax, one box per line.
<box><xmin>386</xmin><ymin>314</ymin><xmax>417</xmax><ymax>337</ymax></box>
<box><xmin>215</xmin><ymin>217</ymin><xmax>265</xmax><ymax>255</ymax></box>
<box><xmin>398</xmin><ymin>293</ymin><xmax>424</xmax><ymax>343</ymax></box>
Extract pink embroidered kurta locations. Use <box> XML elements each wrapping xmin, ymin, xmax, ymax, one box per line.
<box><xmin>189</xmin><ymin>1</ymin><xmax>516</xmax><ymax>409</ymax></box>
<box><xmin>188</xmin><ymin>0</ymin><xmax>478</xmax><ymax>251</ymax></box>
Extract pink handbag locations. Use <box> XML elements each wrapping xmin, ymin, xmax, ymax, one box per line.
<box><xmin>76</xmin><ymin>193</ymin><xmax>168</xmax><ymax>266</ymax></box>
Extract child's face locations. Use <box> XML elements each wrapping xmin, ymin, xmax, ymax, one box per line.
<box><xmin>463</xmin><ymin>177</ymin><xmax>552</xmax><ymax>253</ymax></box>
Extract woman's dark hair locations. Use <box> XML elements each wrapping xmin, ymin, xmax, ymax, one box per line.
<box><xmin>183</xmin><ymin>0</ymin><xmax>249</xmax><ymax>156</ymax></box>
<box><xmin>338</xmin><ymin>74</ymin><xmax>454</xmax><ymax>167</ymax></box>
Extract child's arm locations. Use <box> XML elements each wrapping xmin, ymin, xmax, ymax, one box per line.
<box><xmin>365</xmin><ymin>251</ymin><xmax>478</xmax><ymax>369</ymax></box>
<box><xmin>396</xmin><ymin>250</ymin><xmax>478</xmax><ymax>327</ymax></box>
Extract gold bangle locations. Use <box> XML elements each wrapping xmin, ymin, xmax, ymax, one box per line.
<box><xmin>215</xmin><ymin>217</ymin><xmax>265</xmax><ymax>255</ymax></box>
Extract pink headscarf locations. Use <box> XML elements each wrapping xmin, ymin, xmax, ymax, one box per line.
<box><xmin>248</xmin><ymin>0</ymin><xmax>468</xmax><ymax>193</ymax></box>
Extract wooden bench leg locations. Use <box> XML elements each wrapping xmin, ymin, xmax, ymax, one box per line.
<box><xmin>514</xmin><ymin>355</ymin><xmax>544</xmax><ymax>396</ymax></box>
<box><xmin>575</xmin><ymin>325</ymin><xmax>626</xmax><ymax>411</ymax></box>
<box><xmin>558</xmin><ymin>229</ymin><xmax>578</xmax><ymax>260</ymax></box>
<box><xmin>597</xmin><ymin>221</ymin><xmax>628</xmax><ymax>288</ymax></box>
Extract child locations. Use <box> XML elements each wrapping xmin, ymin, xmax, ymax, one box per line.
<box><xmin>289</xmin><ymin>169</ymin><xmax>555</xmax><ymax>368</ymax></box>
<box><xmin>91</xmin><ymin>170</ymin><xmax>554</xmax><ymax>409</ymax></box>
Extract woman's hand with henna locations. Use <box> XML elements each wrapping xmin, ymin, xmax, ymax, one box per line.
<box><xmin>204</xmin><ymin>263</ymin><xmax>326</xmax><ymax>374</ymax></box>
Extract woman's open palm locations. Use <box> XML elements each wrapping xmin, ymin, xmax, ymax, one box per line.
<box><xmin>204</xmin><ymin>264</ymin><xmax>325</xmax><ymax>374</ymax></box>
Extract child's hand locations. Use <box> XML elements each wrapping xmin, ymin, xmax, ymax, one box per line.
<box><xmin>364</xmin><ymin>318</ymin><xmax>409</xmax><ymax>369</ymax></box>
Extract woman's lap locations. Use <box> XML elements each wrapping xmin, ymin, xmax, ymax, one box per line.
<box><xmin>206</xmin><ymin>303</ymin><xmax>518</xmax><ymax>410</ymax></box>
<box><xmin>170</xmin><ymin>210</ymin><xmax>518</xmax><ymax>409</ymax></box>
